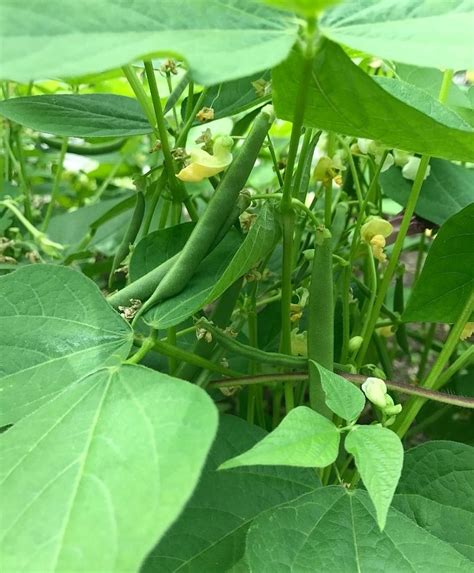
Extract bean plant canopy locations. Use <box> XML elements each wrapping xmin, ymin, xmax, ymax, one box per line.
<box><xmin>0</xmin><ymin>1</ymin><xmax>473</xmax><ymax>572</ymax></box>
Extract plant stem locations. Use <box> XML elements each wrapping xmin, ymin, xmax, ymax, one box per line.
<box><xmin>42</xmin><ymin>137</ymin><xmax>68</xmax><ymax>231</ymax></box>
<box><xmin>266</xmin><ymin>133</ymin><xmax>284</xmax><ymax>187</ymax></box>
<box><xmin>433</xmin><ymin>345</ymin><xmax>474</xmax><ymax>390</ymax></box>
<box><xmin>210</xmin><ymin>371</ymin><xmax>474</xmax><ymax>409</ymax></box>
<box><xmin>175</xmin><ymin>88</ymin><xmax>207</xmax><ymax>148</ymax></box>
<box><xmin>354</xmin><ymin>245</ymin><xmax>377</xmax><ymax>367</ymax></box>
<box><xmin>126</xmin><ymin>331</ymin><xmax>156</xmax><ymax>364</ymax></box>
<box><xmin>393</xmin><ymin>290</ymin><xmax>474</xmax><ymax>437</ymax></box>
<box><xmin>13</xmin><ymin>131</ymin><xmax>33</xmax><ymax>221</ymax></box>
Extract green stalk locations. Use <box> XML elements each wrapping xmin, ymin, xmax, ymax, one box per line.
<box><xmin>141</xmin><ymin>169</ymin><xmax>168</xmax><ymax>236</ymax></box>
<box><xmin>354</xmin><ymin>245</ymin><xmax>377</xmax><ymax>367</ymax></box>
<box><xmin>266</xmin><ymin>133</ymin><xmax>284</xmax><ymax>187</ymax></box>
<box><xmin>433</xmin><ymin>345</ymin><xmax>474</xmax><ymax>390</ymax></box>
<box><xmin>13</xmin><ymin>131</ymin><xmax>32</xmax><ymax>221</ymax></box>
<box><xmin>42</xmin><ymin>137</ymin><xmax>68</xmax><ymax>231</ymax></box>
<box><xmin>393</xmin><ymin>290</ymin><xmax>474</xmax><ymax>437</ymax></box>
<box><xmin>175</xmin><ymin>88</ymin><xmax>207</xmax><ymax>148</ymax></box>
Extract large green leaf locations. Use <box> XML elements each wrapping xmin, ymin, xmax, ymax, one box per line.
<box><xmin>129</xmin><ymin>223</ymin><xmax>195</xmax><ymax>282</ymax></box>
<box><xmin>403</xmin><ymin>203</ymin><xmax>474</xmax><ymax>323</ymax></box>
<box><xmin>0</xmin><ymin>364</ymin><xmax>218</xmax><ymax>573</ymax></box>
<box><xmin>311</xmin><ymin>361</ymin><xmax>365</xmax><ymax>422</ymax></box>
<box><xmin>393</xmin><ymin>441</ymin><xmax>474</xmax><ymax>561</ymax></box>
<box><xmin>0</xmin><ymin>0</ymin><xmax>297</xmax><ymax>85</ymax></box>
<box><xmin>320</xmin><ymin>0</ymin><xmax>474</xmax><ymax>70</ymax></box>
<box><xmin>0</xmin><ymin>94</ymin><xmax>151</xmax><ymax>137</ymax></box>
<box><xmin>0</xmin><ymin>265</ymin><xmax>132</xmax><ymax>426</ymax></box>
<box><xmin>272</xmin><ymin>40</ymin><xmax>474</xmax><ymax>162</ymax></box>
<box><xmin>144</xmin><ymin>230</ymin><xmax>242</xmax><ymax>329</ymax></box>
<box><xmin>205</xmin><ymin>204</ymin><xmax>280</xmax><ymax>303</ymax></box>
<box><xmin>182</xmin><ymin>71</ymin><xmax>271</xmax><ymax>123</ymax></box>
<box><xmin>245</xmin><ymin>487</ymin><xmax>474</xmax><ymax>572</ymax></box>
<box><xmin>381</xmin><ymin>160</ymin><xmax>474</xmax><ymax>226</ymax></box>
<box><xmin>345</xmin><ymin>425</ymin><xmax>404</xmax><ymax>530</ymax></box>
<box><xmin>144</xmin><ymin>415</ymin><xmax>320</xmax><ymax>573</ymax></box>
<box><xmin>220</xmin><ymin>407</ymin><xmax>340</xmax><ymax>470</ymax></box>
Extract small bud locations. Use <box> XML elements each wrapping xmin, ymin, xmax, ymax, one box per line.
<box><xmin>348</xmin><ymin>335</ymin><xmax>364</xmax><ymax>353</ymax></box>
<box><xmin>291</xmin><ymin>328</ymin><xmax>307</xmax><ymax>357</ymax></box>
<box><xmin>460</xmin><ymin>322</ymin><xmax>474</xmax><ymax>341</ymax></box>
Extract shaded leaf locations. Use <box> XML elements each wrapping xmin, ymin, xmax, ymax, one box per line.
<box><xmin>320</xmin><ymin>0</ymin><xmax>474</xmax><ymax>70</ymax></box>
<box><xmin>220</xmin><ymin>407</ymin><xmax>340</xmax><ymax>470</ymax></box>
<box><xmin>245</xmin><ymin>487</ymin><xmax>473</xmax><ymax>572</ymax></box>
<box><xmin>403</xmin><ymin>203</ymin><xmax>474</xmax><ymax>323</ymax></box>
<box><xmin>393</xmin><ymin>440</ymin><xmax>474</xmax><ymax>561</ymax></box>
<box><xmin>144</xmin><ymin>415</ymin><xmax>320</xmax><ymax>573</ymax></box>
<box><xmin>0</xmin><ymin>94</ymin><xmax>151</xmax><ymax>137</ymax></box>
<box><xmin>182</xmin><ymin>71</ymin><xmax>271</xmax><ymax>123</ymax></box>
<box><xmin>0</xmin><ymin>265</ymin><xmax>132</xmax><ymax>426</ymax></box>
<box><xmin>273</xmin><ymin>40</ymin><xmax>474</xmax><ymax>162</ymax></box>
<box><xmin>381</xmin><ymin>159</ymin><xmax>474</xmax><ymax>226</ymax></box>
<box><xmin>0</xmin><ymin>0</ymin><xmax>297</xmax><ymax>86</ymax></box>
<box><xmin>0</xmin><ymin>364</ymin><xmax>218</xmax><ymax>573</ymax></box>
<box><xmin>345</xmin><ymin>425</ymin><xmax>404</xmax><ymax>530</ymax></box>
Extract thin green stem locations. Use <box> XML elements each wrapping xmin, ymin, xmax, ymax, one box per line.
<box><xmin>354</xmin><ymin>245</ymin><xmax>377</xmax><ymax>367</ymax></box>
<box><xmin>175</xmin><ymin>89</ymin><xmax>207</xmax><ymax>148</ymax></box>
<box><xmin>42</xmin><ymin>137</ymin><xmax>68</xmax><ymax>231</ymax></box>
<box><xmin>266</xmin><ymin>133</ymin><xmax>284</xmax><ymax>187</ymax></box>
<box><xmin>13</xmin><ymin>131</ymin><xmax>33</xmax><ymax>221</ymax></box>
<box><xmin>416</xmin><ymin>322</ymin><xmax>437</xmax><ymax>380</ymax></box>
<box><xmin>433</xmin><ymin>345</ymin><xmax>474</xmax><ymax>391</ymax></box>
<box><xmin>126</xmin><ymin>331</ymin><xmax>156</xmax><ymax>364</ymax></box>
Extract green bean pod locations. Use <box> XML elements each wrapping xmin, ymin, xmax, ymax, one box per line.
<box><xmin>308</xmin><ymin>227</ymin><xmax>333</xmax><ymax>417</ymax></box>
<box><xmin>394</xmin><ymin>266</ymin><xmax>410</xmax><ymax>354</ymax></box>
<box><xmin>139</xmin><ymin>104</ymin><xmax>275</xmax><ymax>315</ymax></box>
<box><xmin>108</xmin><ymin>191</ymin><xmax>145</xmax><ymax>288</ymax></box>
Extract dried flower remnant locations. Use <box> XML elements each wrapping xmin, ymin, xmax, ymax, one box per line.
<box><xmin>196</xmin><ymin>107</ymin><xmax>215</xmax><ymax>122</ymax></box>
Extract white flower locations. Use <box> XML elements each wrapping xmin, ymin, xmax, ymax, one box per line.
<box><xmin>361</xmin><ymin>217</ymin><xmax>393</xmax><ymax>263</ymax></box>
<box><xmin>402</xmin><ymin>156</ymin><xmax>431</xmax><ymax>181</ymax></box>
<box><xmin>356</xmin><ymin>138</ymin><xmax>394</xmax><ymax>172</ymax></box>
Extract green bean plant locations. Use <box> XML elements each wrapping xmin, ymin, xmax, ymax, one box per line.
<box><xmin>1</xmin><ymin>0</ymin><xmax>473</xmax><ymax>571</ymax></box>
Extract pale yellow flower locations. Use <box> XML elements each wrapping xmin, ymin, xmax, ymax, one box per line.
<box><xmin>361</xmin><ymin>217</ymin><xmax>393</xmax><ymax>262</ymax></box>
<box><xmin>177</xmin><ymin>135</ymin><xmax>233</xmax><ymax>182</ymax></box>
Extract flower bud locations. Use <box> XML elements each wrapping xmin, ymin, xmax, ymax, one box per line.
<box><xmin>361</xmin><ymin>377</ymin><xmax>388</xmax><ymax>409</ymax></box>
<box><xmin>348</xmin><ymin>335</ymin><xmax>364</xmax><ymax>353</ymax></box>
<box><xmin>402</xmin><ymin>156</ymin><xmax>431</xmax><ymax>181</ymax></box>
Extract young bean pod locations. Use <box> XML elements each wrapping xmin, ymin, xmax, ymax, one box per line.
<box><xmin>138</xmin><ymin>105</ymin><xmax>275</xmax><ymax>316</ymax></box>
<box><xmin>308</xmin><ymin>227</ymin><xmax>334</xmax><ymax>417</ymax></box>
<box><xmin>108</xmin><ymin>191</ymin><xmax>145</xmax><ymax>288</ymax></box>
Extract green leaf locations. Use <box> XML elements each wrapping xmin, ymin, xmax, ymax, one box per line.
<box><xmin>245</xmin><ymin>487</ymin><xmax>473</xmax><ymax>572</ymax></box>
<box><xmin>403</xmin><ymin>203</ymin><xmax>474</xmax><ymax>323</ymax></box>
<box><xmin>310</xmin><ymin>361</ymin><xmax>366</xmax><ymax>422</ymax></box>
<box><xmin>205</xmin><ymin>204</ymin><xmax>280</xmax><ymax>303</ymax></box>
<box><xmin>381</xmin><ymin>159</ymin><xmax>474</xmax><ymax>226</ymax></box>
<box><xmin>144</xmin><ymin>230</ymin><xmax>242</xmax><ymax>329</ymax></box>
<box><xmin>393</xmin><ymin>441</ymin><xmax>474</xmax><ymax>561</ymax></box>
<box><xmin>129</xmin><ymin>222</ymin><xmax>195</xmax><ymax>282</ymax></box>
<box><xmin>144</xmin><ymin>415</ymin><xmax>320</xmax><ymax>573</ymax></box>
<box><xmin>0</xmin><ymin>265</ymin><xmax>132</xmax><ymax>426</ymax></box>
<box><xmin>320</xmin><ymin>0</ymin><xmax>474</xmax><ymax>70</ymax></box>
<box><xmin>272</xmin><ymin>40</ymin><xmax>474</xmax><ymax>162</ymax></box>
<box><xmin>48</xmin><ymin>195</ymin><xmax>134</xmax><ymax>254</ymax></box>
<box><xmin>0</xmin><ymin>0</ymin><xmax>298</xmax><ymax>86</ymax></box>
<box><xmin>0</xmin><ymin>94</ymin><xmax>151</xmax><ymax>137</ymax></box>
<box><xmin>0</xmin><ymin>364</ymin><xmax>218</xmax><ymax>573</ymax></box>
<box><xmin>345</xmin><ymin>425</ymin><xmax>404</xmax><ymax>530</ymax></box>
<box><xmin>220</xmin><ymin>406</ymin><xmax>340</xmax><ymax>470</ymax></box>
<box><xmin>182</xmin><ymin>71</ymin><xmax>271</xmax><ymax>123</ymax></box>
